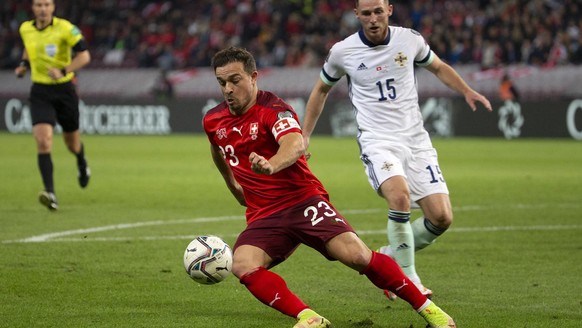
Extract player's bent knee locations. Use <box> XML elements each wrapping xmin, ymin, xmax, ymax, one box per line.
<box><xmin>231</xmin><ymin>245</ymin><xmax>273</xmax><ymax>278</ymax></box>
<box><xmin>433</xmin><ymin>211</ymin><xmax>453</xmax><ymax>228</ymax></box>
<box><xmin>327</xmin><ymin>233</ymin><xmax>372</xmax><ymax>271</ymax></box>
<box><xmin>393</xmin><ymin>199</ymin><xmax>411</xmax><ymax>211</ymax></box>
<box><xmin>387</xmin><ymin>193</ymin><xmax>410</xmax><ymax>210</ymax></box>
<box><xmin>231</xmin><ymin>261</ymin><xmax>256</xmax><ymax>279</ymax></box>
<box><xmin>337</xmin><ymin>247</ymin><xmax>372</xmax><ymax>271</ymax></box>
<box><xmin>347</xmin><ymin>250</ymin><xmax>372</xmax><ymax>271</ymax></box>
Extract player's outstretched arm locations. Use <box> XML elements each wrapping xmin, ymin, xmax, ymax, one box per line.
<box><xmin>303</xmin><ymin>79</ymin><xmax>333</xmax><ymax>158</ymax></box>
<box><xmin>426</xmin><ymin>55</ymin><xmax>492</xmax><ymax>112</ymax></box>
<box><xmin>464</xmin><ymin>88</ymin><xmax>492</xmax><ymax>112</ymax></box>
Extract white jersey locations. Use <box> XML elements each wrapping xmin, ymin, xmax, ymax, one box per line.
<box><xmin>321</xmin><ymin>26</ymin><xmax>434</xmax><ymax>150</ymax></box>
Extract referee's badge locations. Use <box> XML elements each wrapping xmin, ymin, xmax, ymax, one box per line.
<box><xmin>45</xmin><ymin>44</ymin><xmax>57</xmax><ymax>57</ymax></box>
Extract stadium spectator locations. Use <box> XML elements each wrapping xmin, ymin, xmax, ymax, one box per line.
<box><xmin>151</xmin><ymin>68</ymin><xmax>174</xmax><ymax>100</ymax></box>
<box><xmin>14</xmin><ymin>0</ymin><xmax>91</xmax><ymax>211</ymax></box>
<box><xmin>203</xmin><ymin>45</ymin><xmax>456</xmax><ymax>328</ymax></box>
<box><xmin>1</xmin><ymin>0</ymin><xmax>581</xmax><ymax>69</ymax></box>
<box><xmin>301</xmin><ymin>0</ymin><xmax>492</xmax><ymax>301</ymax></box>
<box><xmin>499</xmin><ymin>72</ymin><xmax>520</xmax><ymax>101</ymax></box>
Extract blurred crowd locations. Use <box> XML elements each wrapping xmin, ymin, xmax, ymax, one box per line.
<box><xmin>1</xmin><ymin>0</ymin><xmax>581</xmax><ymax>70</ymax></box>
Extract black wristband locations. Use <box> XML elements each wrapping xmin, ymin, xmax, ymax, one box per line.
<box><xmin>19</xmin><ymin>59</ymin><xmax>30</xmax><ymax>69</ymax></box>
<box><xmin>61</xmin><ymin>68</ymin><xmax>67</xmax><ymax>76</ymax></box>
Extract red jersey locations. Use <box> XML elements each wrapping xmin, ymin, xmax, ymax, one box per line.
<box><xmin>203</xmin><ymin>90</ymin><xmax>328</xmax><ymax>224</ymax></box>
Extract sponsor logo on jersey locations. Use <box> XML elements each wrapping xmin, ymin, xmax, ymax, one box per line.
<box><xmin>232</xmin><ymin>125</ymin><xmax>243</xmax><ymax>136</ymax></box>
<box><xmin>357</xmin><ymin>63</ymin><xmax>368</xmax><ymax>70</ymax></box>
<box><xmin>394</xmin><ymin>52</ymin><xmax>408</xmax><ymax>67</ymax></box>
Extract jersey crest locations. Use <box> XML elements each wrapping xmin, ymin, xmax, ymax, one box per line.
<box><xmin>394</xmin><ymin>52</ymin><xmax>408</xmax><ymax>67</ymax></box>
<box><xmin>250</xmin><ymin>122</ymin><xmax>259</xmax><ymax>140</ymax></box>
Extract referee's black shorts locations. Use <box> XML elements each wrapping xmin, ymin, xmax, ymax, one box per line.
<box><xmin>29</xmin><ymin>81</ymin><xmax>80</xmax><ymax>132</ymax></box>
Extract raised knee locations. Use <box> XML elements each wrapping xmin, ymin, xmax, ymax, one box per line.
<box><xmin>346</xmin><ymin>250</ymin><xmax>372</xmax><ymax>271</ymax></box>
<box><xmin>432</xmin><ymin>210</ymin><xmax>453</xmax><ymax>229</ymax></box>
<box><xmin>231</xmin><ymin>259</ymin><xmax>250</xmax><ymax>279</ymax></box>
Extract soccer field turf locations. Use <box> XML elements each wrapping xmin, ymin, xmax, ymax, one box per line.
<box><xmin>1</xmin><ymin>133</ymin><xmax>581</xmax><ymax>327</ymax></box>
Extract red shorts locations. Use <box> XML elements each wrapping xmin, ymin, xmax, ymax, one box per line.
<box><xmin>234</xmin><ymin>195</ymin><xmax>355</xmax><ymax>267</ymax></box>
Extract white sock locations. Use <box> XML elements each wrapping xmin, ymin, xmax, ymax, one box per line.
<box><xmin>411</xmin><ymin>217</ymin><xmax>446</xmax><ymax>251</ymax></box>
<box><xmin>387</xmin><ymin>209</ymin><xmax>416</xmax><ymax>278</ymax></box>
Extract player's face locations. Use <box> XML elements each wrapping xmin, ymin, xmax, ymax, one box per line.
<box><xmin>355</xmin><ymin>0</ymin><xmax>392</xmax><ymax>44</ymax></box>
<box><xmin>32</xmin><ymin>0</ymin><xmax>55</xmax><ymax>24</ymax></box>
<box><xmin>215</xmin><ymin>61</ymin><xmax>258</xmax><ymax>116</ymax></box>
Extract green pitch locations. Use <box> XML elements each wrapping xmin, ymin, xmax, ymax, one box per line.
<box><xmin>0</xmin><ymin>133</ymin><xmax>580</xmax><ymax>327</ymax></box>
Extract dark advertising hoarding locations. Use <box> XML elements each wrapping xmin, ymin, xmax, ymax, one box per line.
<box><xmin>1</xmin><ymin>96</ymin><xmax>581</xmax><ymax>139</ymax></box>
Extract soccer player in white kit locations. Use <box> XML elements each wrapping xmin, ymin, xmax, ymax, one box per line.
<box><xmin>302</xmin><ymin>0</ymin><xmax>492</xmax><ymax>299</ymax></box>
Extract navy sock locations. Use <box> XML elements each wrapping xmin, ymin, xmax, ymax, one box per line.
<box><xmin>76</xmin><ymin>143</ymin><xmax>87</xmax><ymax>167</ymax></box>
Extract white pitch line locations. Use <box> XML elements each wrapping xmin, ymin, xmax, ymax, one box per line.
<box><xmin>9</xmin><ymin>224</ymin><xmax>582</xmax><ymax>243</ymax></box>
<box><xmin>3</xmin><ymin>216</ymin><xmax>243</xmax><ymax>244</ymax></box>
<box><xmin>3</xmin><ymin>203</ymin><xmax>581</xmax><ymax>244</ymax></box>
<box><xmin>4</xmin><ymin>210</ymin><xmax>379</xmax><ymax>244</ymax></box>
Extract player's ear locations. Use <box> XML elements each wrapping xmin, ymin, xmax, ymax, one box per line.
<box><xmin>251</xmin><ymin>71</ymin><xmax>258</xmax><ymax>85</ymax></box>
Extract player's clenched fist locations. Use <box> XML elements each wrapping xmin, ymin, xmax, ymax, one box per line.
<box><xmin>249</xmin><ymin>152</ymin><xmax>273</xmax><ymax>175</ymax></box>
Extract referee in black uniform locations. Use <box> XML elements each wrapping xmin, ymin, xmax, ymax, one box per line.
<box><xmin>15</xmin><ymin>0</ymin><xmax>91</xmax><ymax>211</ymax></box>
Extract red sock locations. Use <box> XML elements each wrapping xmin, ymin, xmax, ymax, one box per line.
<box><xmin>240</xmin><ymin>267</ymin><xmax>309</xmax><ymax>318</ymax></box>
<box><xmin>361</xmin><ymin>251</ymin><xmax>427</xmax><ymax>310</ymax></box>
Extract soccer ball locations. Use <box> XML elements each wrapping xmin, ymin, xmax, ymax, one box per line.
<box><xmin>183</xmin><ymin>235</ymin><xmax>233</xmax><ymax>285</ymax></box>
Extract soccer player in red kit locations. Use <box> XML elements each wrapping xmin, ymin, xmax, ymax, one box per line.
<box><xmin>202</xmin><ymin>46</ymin><xmax>456</xmax><ymax>328</ymax></box>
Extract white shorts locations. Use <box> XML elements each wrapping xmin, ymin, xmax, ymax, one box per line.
<box><xmin>359</xmin><ymin>143</ymin><xmax>449</xmax><ymax>204</ymax></box>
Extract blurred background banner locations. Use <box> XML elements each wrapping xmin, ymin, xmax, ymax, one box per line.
<box><xmin>2</xmin><ymin>68</ymin><xmax>581</xmax><ymax>139</ymax></box>
<box><xmin>1</xmin><ymin>0</ymin><xmax>581</xmax><ymax>139</ymax></box>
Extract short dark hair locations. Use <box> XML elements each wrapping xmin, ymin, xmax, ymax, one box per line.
<box><xmin>211</xmin><ymin>47</ymin><xmax>257</xmax><ymax>75</ymax></box>
<box><xmin>355</xmin><ymin>0</ymin><xmax>389</xmax><ymax>6</ymax></box>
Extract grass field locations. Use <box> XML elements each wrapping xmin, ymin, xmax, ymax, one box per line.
<box><xmin>1</xmin><ymin>133</ymin><xmax>581</xmax><ymax>328</ymax></box>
